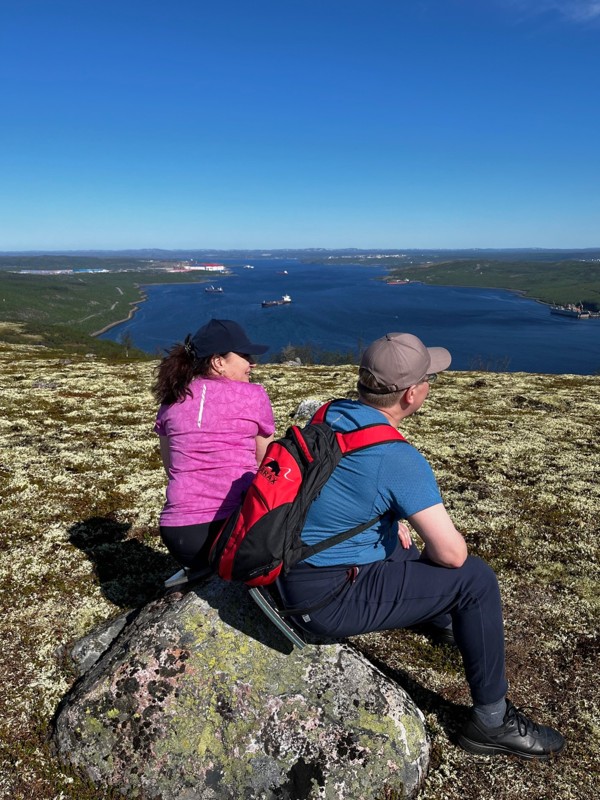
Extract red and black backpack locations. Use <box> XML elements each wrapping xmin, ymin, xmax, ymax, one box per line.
<box><xmin>209</xmin><ymin>401</ymin><xmax>406</xmax><ymax>586</ymax></box>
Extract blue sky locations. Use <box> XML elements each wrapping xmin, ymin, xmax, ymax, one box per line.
<box><xmin>1</xmin><ymin>0</ymin><xmax>599</xmax><ymax>250</ymax></box>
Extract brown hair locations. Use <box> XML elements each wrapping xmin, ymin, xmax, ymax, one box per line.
<box><xmin>357</xmin><ymin>368</ymin><xmax>405</xmax><ymax>409</ymax></box>
<box><xmin>152</xmin><ymin>343</ymin><xmax>216</xmax><ymax>405</ymax></box>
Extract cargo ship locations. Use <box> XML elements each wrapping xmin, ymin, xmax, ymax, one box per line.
<box><xmin>550</xmin><ymin>304</ymin><xmax>589</xmax><ymax>319</ymax></box>
<box><xmin>262</xmin><ymin>294</ymin><xmax>291</xmax><ymax>308</ymax></box>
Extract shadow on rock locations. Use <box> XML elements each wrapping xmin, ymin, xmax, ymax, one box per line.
<box><xmin>69</xmin><ymin>516</ymin><xmax>177</xmax><ymax>608</ymax></box>
<box><xmin>167</xmin><ymin>577</ymin><xmax>297</xmax><ymax>656</ymax></box>
<box><xmin>352</xmin><ymin>641</ymin><xmax>471</xmax><ymax>747</ymax></box>
<box><xmin>166</xmin><ymin>575</ymin><xmax>340</xmax><ymax>657</ymax></box>
<box><xmin>69</xmin><ymin>514</ymin><xmax>303</xmax><ymax>654</ymax></box>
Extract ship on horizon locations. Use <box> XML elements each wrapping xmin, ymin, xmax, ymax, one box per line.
<box><xmin>262</xmin><ymin>294</ymin><xmax>292</xmax><ymax>308</ymax></box>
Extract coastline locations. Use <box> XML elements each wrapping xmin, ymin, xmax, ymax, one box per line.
<box><xmin>90</xmin><ymin>286</ymin><xmax>148</xmax><ymax>337</ymax></box>
<box><xmin>388</xmin><ymin>277</ymin><xmax>560</xmax><ymax>309</ymax></box>
<box><xmin>383</xmin><ymin>269</ymin><xmax>542</xmax><ymax>300</ymax></box>
<box><xmin>89</xmin><ymin>276</ymin><xmax>220</xmax><ymax>337</ymax></box>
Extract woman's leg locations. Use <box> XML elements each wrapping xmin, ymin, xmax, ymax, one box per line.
<box><xmin>160</xmin><ymin>519</ymin><xmax>224</xmax><ymax>570</ymax></box>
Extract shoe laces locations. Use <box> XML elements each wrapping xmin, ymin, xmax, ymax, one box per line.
<box><xmin>506</xmin><ymin>703</ymin><xmax>541</xmax><ymax>737</ymax></box>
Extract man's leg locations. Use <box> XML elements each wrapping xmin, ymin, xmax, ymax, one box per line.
<box><xmin>324</xmin><ymin>551</ymin><xmax>508</xmax><ymax>706</ymax></box>
<box><xmin>285</xmin><ymin>550</ymin><xmax>564</xmax><ymax>759</ymax></box>
<box><xmin>387</xmin><ymin>542</ymin><xmax>453</xmax><ymax>636</ymax></box>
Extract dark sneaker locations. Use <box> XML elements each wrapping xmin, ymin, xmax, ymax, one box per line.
<box><xmin>408</xmin><ymin>622</ymin><xmax>456</xmax><ymax>647</ymax></box>
<box><xmin>458</xmin><ymin>701</ymin><xmax>565</xmax><ymax>760</ymax></box>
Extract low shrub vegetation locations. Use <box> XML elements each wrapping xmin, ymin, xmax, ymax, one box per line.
<box><xmin>0</xmin><ymin>334</ymin><xmax>598</xmax><ymax>799</ymax></box>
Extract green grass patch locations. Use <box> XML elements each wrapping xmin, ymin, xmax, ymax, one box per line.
<box><xmin>385</xmin><ymin>258</ymin><xmax>600</xmax><ymax>308</ymax></box>
<box><xmin>0</xmin><ymin>257</ymin><xmax>220</xmax><ymax>356</ymax></box>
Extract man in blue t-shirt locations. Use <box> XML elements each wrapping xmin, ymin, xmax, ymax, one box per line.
<box><xmin>277</xmin><ymin>332</ymin><xmax>564</xmax><ymax>761</ymax></box>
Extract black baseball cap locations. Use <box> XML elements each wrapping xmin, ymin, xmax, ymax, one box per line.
<box><xmin>189</xmin><ymin>319</ymin><xmax>269</xmax><ymax>358</ymax></box>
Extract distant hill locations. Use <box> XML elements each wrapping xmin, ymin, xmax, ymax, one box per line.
<box><xmin>2</xmin><ymin>246</ymin><xmax>600</xmax><ymax>262</ymax></box>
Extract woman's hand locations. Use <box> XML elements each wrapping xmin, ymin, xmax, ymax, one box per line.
<box><xmin>397</xmin><ymin>522</ymin><xmax>412</xmax><ymax>549</ymax></box>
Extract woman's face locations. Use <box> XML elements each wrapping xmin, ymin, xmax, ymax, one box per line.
<box><xmin>213</xmin><ymin>352</ymin><xmax>256</xmax><ymax>382</ymax></box>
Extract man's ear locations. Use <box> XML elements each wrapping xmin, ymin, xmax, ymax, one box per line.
<box><xmin>403</xmin><ymin>384</ymin><xmax>418</xmax><ymax>404</ymax></box>
<box><xmin>397</xmin><ymin>385</ymin><xmax>413</xmax><ymax>413</ymax></box>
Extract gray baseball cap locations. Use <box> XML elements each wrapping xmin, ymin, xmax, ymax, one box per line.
<box><xmin>360</xmin><ymin>332</ymin><xmax>451</xmax><ymax>392</ymax></box>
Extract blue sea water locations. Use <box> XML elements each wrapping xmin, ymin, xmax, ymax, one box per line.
<box><xmin>100</xmin><ymin>258</ymin><xmax>600</xmax><ymax>374</ymax></box>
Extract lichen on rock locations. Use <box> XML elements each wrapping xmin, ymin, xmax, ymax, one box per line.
<box><xmin>54</xmin><ymin>578</ymin><xmax>429</xmax><ymax>799</ymax></box>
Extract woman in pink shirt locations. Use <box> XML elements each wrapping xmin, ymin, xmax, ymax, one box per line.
<box><xmin>153</xmin><ymin>319</ymin><xmax>275</xmax><ymax>574</ymax></box>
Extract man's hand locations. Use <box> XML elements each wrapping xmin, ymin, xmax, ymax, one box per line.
<box><xmin>397</xmin><ymin>522</ymin><xmax>413</xmax><ymax>549</ymax></box>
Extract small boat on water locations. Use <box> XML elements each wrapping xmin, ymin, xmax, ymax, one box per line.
<box><xmin>276</xmin><ymin>270</ymin><xmax>289</xmax><ymax>275</ymax></box>
<box><xmin>204</xmin><ymin>285</ymin><xmax>224</xmax><ymax>294</ymax></box>
<box><xmin>243</xmin><ymin>264</ymin><xmax>254</xmax><ymax>269</ymax></box>
<box><xmin>262</xmin><ymin>294</ymin><xmax>292</xmax><ymax>308</ymax></box>
<box><xmin>550</xmin><ymin>304</ymin><xmax>589</xmax><ymax>319</ymax></box>
<box><xmin>387</xmin><ymin>279</ymin><xmax>412</xmax><ymax>285</ymax></box>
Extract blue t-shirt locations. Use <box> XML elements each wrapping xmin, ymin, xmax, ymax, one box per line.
<box><xmin>301</xmin><ymin>399</ymin><xmax>442</xmax><ymax>566</ymax></box>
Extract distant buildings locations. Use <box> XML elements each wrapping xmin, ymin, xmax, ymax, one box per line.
<box><xmin>11</xmin><ymin>263</ymin><xmax>226</xmax><ymax>275</ymax></box>
<box><xmin>168</xmin><ymin>262</ymin><xmax>226</xmax><ymax>273</ymax></box>
<box><xmin>12</xmin><ymin>268</ymin><xmax>110</xmax><ymax>275</ymax></box>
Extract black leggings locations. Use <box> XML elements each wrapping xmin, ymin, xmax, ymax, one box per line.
<box><xmin>160</xmin><ymin>519</ymin><xmax>225</xmax><ymax>571</ymax></box>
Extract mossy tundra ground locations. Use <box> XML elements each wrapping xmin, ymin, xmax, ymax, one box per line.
<box><xmin>0</xmin><ymin>326</ymin><xmax>598</xmax><ymax>800</ymax></box>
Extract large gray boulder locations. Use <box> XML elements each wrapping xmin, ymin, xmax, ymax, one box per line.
<box><xmin>54</xmin><ymin>578</ymin><xmax>429</xmax><ymax>799</ymax></box>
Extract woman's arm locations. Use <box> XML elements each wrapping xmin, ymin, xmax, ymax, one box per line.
<box><xmin>255</xmin><ymin>434</ymin><xmax>274</xmax><ymax>465</ymax></box>
<box><xmin>159</xmin><ymin>436</ymin><xmax>171</xmax><ymax>477</ymax></box>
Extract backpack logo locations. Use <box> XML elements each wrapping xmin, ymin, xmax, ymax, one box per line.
<box><xmin>260</xmin><ymin>458</ymin><xmax>294</xmax><ymax>483</ymax></box>
<box><xmin>263</xmin><ymin>458</ymin><xmax>280</xmax><ymax>475</ymax></box>
<box><xmin>260</xmin><ymin>458</ymin><xmax>281</xmax><ymax>483</ymax></box>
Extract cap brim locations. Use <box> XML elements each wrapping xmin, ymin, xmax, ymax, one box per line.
<box><xmin>248</xmin><ymin>343</ymin><xmax>269</xmax><ymax>355</ymax></box>
<box><xmin>427</xmin><ymin>346</ymin><xmax>452</xmax><ymax>373</ymax></box>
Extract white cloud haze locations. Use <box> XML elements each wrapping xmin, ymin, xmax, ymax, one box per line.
<box><xmin>505</xmin><ymin>0</ymin><xmax>600</xmax><ymax>21</ymax></box>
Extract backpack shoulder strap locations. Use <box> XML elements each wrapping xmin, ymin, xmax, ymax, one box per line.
<box><xmin>337</xmin><ymin>423</ymin><xmax>406</xmax><ymax>454</ymax></box>
<box><xmin>295</xmin><ymin>423</ymin><xmax>407</xmax><ymax>564</ymax></box>
<box><xmin>311</xmin><ymin>400</ymin><xmax>333</xmax><ymax>425</ymax></box>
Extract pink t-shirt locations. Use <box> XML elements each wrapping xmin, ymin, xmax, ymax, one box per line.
<box><xmin>154</xmin><ymin>377</ymin><xmax>275</xmax><ymax>526</ymax></box>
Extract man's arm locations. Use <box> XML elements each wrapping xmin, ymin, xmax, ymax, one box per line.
<box><xmin>407</xmin><ymin>503</ymin><xmax>468</xmax><ymax>568</ymax></box>
<box><xmin>256</xmin><ymin>434</ymin><xmax>274</xmax><ymax>465</ymax></box>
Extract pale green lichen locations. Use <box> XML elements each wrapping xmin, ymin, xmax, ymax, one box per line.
<box><xmin>1</xmin><ymin>341</ymin><xmax>599</xmax><ymax>800</ymax></box>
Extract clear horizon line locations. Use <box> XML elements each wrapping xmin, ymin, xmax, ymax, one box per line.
<box><xmin>2</xmin><ymin>245</ymin><xmax>600</xmax><ymax>254</ymax></box>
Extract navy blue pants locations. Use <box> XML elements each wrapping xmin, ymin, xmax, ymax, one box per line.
<box><xmin>277</xmin><ymin>543</ymin><xmax>508</xmax><ymax>706</ymax></box>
